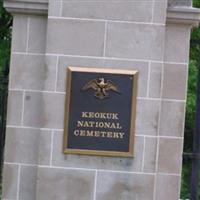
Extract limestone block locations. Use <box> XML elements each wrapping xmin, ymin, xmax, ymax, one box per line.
<box><xmin>162</xmin><ymin>63</ymin><xmax>188</xmax><ymax>100</ymax></box>
<box><xmin>136</xmin><ymin>99</ymin><xmax>160</xmax><ymax>136</ymax></box>
<box><xmin>19</xmin><ymin>166</ymin><xmax>38</xmax><ymax>200</ymax></box>
<box><xmin>153</xmin><ymin>1</ymin><xmax>168</xmax><ymax>24</ymax></box>
<box><xmin>158</xmin><ymin>138</ymin><xmax>183</xmax><ymax>174</ymax></box>
<box><xmin>106</xmin><ymin>22</ymin><xmax>165</xmax><ymax>61</ymax></box>
<box><xmin>9</xmin><ymin>54</ymin><xmax>56</xmax><ymax>91</ymax></box>
<box><xmin>164</xmin><ymin>24</ymin><xmax>191</xmax><ymax>63</ymax></box>
<box><xmin>46</xmin><ymin>19</ymin><xmax>105</xmax><ymax>56</ymax></box>
<box><xmin>149</xmin><ymin>62</ymin><xmax>162</xmax><ymax>98</ymax></box>
<box><xmin>96</xmin><ymin>172</ymin><xmax>154</xmax><ymax>200</ymax></box>
<box><xmin>143</xmin><ymin>137</ymin><xmax>157</xmax><ymax>173</ymax></box>
<box><xmin>28</xmin><ymin>16</ymin><xmax>47</xmax><ymax>54</ymax></box>
<box><xmin>11</xmin><ymin>14</ymin><xmax>28</xmax><ymax>52</ymax></box>
<box><xmin>48</xmin><ymin>0</ymin><xmax>62</xmax><ymax>17</ymax></box>
<box><xmin>4</xmin><ymin>127</ymin><xmax>51</xmax><ymax>165</ymax></box>
<box><xmin>61</xmin><ymin>1</ymin><xmax>153</xmax><ymax>23</ymax></box>
<box><xmin>155</xmin><ymin>174</ymin><xmax>180</xmax><ymax>200</ymax></box>
<box><xmin>2</xmin><ymin>164</ymin><xmax>18</xmax><ymax>199</ymax></box>
<box><xmin>23</xmin><ymin>92</ymin><xmax>65</xmax><ymax>129</ymax></box>
<box><xmin>36</xmin><ymin>167</ymin><xmax>95</xmax><ymax>200</ymax></box>
<box><xmin>6</xmin><ymin>90</ymin><xmax>23</xmax><ymax>126</ymax></box>
<box><xmin>159</xmin><ymin>101</ymin><xmax>185</xmax><ymax>137</ymax></box>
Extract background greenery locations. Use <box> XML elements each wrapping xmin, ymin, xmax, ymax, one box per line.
<box><xmin>0</xmin><ymin>0</ymin><xmax>12</xmax><ymax>74</ymax></box>
<box><xmin>180</xmin><ymin>0</ymin><xmax>200</xmax><ymax>199</ymax></box>
<box><xmin>0</xmin><ymin>0</ymin><xmax>200</xmax><ymax>199</ymax></box>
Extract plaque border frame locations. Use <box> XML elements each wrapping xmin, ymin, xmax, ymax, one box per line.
<box><xmin>63</xmin><ymin>66</ymin><xmax>138</xmax><ymax>157</ymax></box>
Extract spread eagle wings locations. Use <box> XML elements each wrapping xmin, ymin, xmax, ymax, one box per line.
<box><xmin>82</xmin><ymin>79</ymin><xmax>99</xmax><ymax>91</ymax></box>
<box><xmin>105</xmin><ymin>80</ymin><xmax>120</xmax><ymax>93</ymax></box>
<box><xmin>82</xmin><ymin>78</ymin><xmax>120</xmax><ymax>93</ymax></box>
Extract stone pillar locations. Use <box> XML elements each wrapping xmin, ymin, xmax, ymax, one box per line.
<box><xmin>2</xmin><ymin>0</ymin><xmax>200</xmax><ymax>199</ymax></box>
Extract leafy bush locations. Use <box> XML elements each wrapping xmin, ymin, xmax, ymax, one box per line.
<box><xmin>0</xmin><ymin>0</ymin><xmax>12</xmax><ymax>73</ymax></box>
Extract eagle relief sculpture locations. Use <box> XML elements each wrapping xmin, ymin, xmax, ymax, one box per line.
<box><xmin>82</xmin><ymin>77</ymin><xmax>121</xmax><ymax>100</ymax></box>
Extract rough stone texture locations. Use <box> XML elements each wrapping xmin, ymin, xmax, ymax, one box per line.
<box><xmin>19</xmin><ymin>166</ymin><xmax>38</xmax><ymax>200</ymax></box>
<box><xmin>36</xmin><ymin>167</ymin><xmax>95</xmax><ymax>200</ymax></box>
<box><xmin>11</xmin><ymin>14</ymin><xmax>28</xmax><ymax>52</ymax></box>
<box><xmin>155</xmin><ymin>174</ymin><xmax>180</xmax><ymax>200</ymax></box>
<box><xmin>23</xmin><ymin>92</ymin><xmax>65</xmax><ymax>128</ymax></box>
<box><xmin>153</xmin><ymin>1</ymin><xmax>168</xmax><ymax>24</ymax></box>
<box><xmin>162</xmin><ymin>63</ymin><xmax>188</xmax><ymax>100</ymax></box>
<box><xmin>106</xmin><ymin>22</ymin><xmax>165</xmax><ymax>61</ymax></box>
<box><xmin>158</xmin><ymin>138</ymin><xmax>183</xmax><ymax>174</ymax></box>
<box><xmin>4</xmin><ymin>128</ymin><xmax>51</xmax><ymax>165</ymax></box>
<box><xmin>2</xmin><ymin>164</ymin><xmax>18</xmax><ymax>199</ymax></box>
<box><xmin>164</xmin><ymin>24</ymin><xmax>191</xmax><ymax>63</ymax></box>
<box><xmin>2</xmin><ymin>0</ymin><xmax>195</xmax><ymax>199</ymax></box>
<box><xmin>96</xmin><ymin>172</ymin><xmax>155</xmax><ymax>200</ymax></box>
<box><xmin>136</xmin><ymin>99</ymin><xmax>160</xmax><ymax>136</ymax></box>
<box><xmin>28</xmin><ymin>16</ymin><xmax>47</xmax><ymax>54</ymax></box>
<box><xmin>149</xmin><ymin>62</ymin><xmax>162</xmax><ymax>98</ymax></box>
<box><xmin>159</xmin><ymin>101</ymin><xmax>185</xmax><ymax>137</ymax></box>
<box><xmin>61</xmin><ymin>1</ymin><xmax>153</xmax><ymax>22</ymax></box>
<box><xmin>9</xmin><ymin>54</ymin><xmax>50</xmax><ymax>90</ymax></box>
<box><xmin>6</xmin><ymin>90</ymin><xmax>23</xmax><ymax>125</ymax></box>
<box><xmin>46</xmin><ymin>19</ymin><xmax>105</xmax><ymax>56</ymax></box>
<box><xmin>52</xmin><ymin>131</ymin><xmax>144</xmax><ymax>172</ymax></box>
<box><xmin>143</xmin><ymin>137</ymin><xmax>157</xmax><ymax>173</ymax></box>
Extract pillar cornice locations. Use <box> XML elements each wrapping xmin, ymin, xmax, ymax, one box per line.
<box><xmin>167</xmin><ymin>6</ymin><xmax>200</xmax><ymax>27</ymax></box>
<box><xmin>3</xmin><ymin>0</ymin><xmax>48</xmax><ymax>15</ymax></box>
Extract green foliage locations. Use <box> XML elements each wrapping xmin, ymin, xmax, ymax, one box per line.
<box><xmin>184</xmin><ymin>60</ymin><xmax>198</xmax><ymax>152</ymax></box>
<box><xmin>180</xmin><ymin>161</ymin><xmax>191</xmax><ymax>199</ymax></box>
<box><xmin>193</xmin><ymin>0</ymin><xmax>200</xmax><ymax>8</ymax></box>
<box><xmin>183</xmin><ymin>0</ymin><xmax>200</xmax><ymax>153</ymax></box>
<box><xmin>0</xmin><ymin>0</ymin><xmax>12</xmax><ymax>73</ymax></box>
<box><xmin>180</xmin><ymin>2</ymin><xmax>200</xmax><ymax>199</ymax></box>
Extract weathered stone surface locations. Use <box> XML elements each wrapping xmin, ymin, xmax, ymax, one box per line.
<box><xmin>164</xmin><ymin>24</ymin><xmax>191</xmax><ymax>63</ymax></box>
<box><xmin>61</xmin><ymin>1</ymin><xmax>153</xmax><ymax>22</ymax></box>
<box><xmin>52</xmin><ymin>131</ymin><xmax>144</xmax><ymax>172</ymax></box>
<box><xmin>143</xmin><ymin>137</ymin><xmax>157</xmax><ymax>173</ymax></box>
<box><xmin>23</xmin><ymin>92</ymin><xmax>65</xmax><ymax>128</ymax></box>
<box><xmin>46</xmin><ymin>19</ymin><xmax>105</xmax><ymax>56</ymax></box>
<box><xmin>158</xmin><ymin>138</ymin><xmax>183</xmax><ymax>174</ymax></box>
<box><xmin>9</xmin><ymin>54</ymin><xmax>56</xmax><ymax>91</ymax></box>
<box><xmin>6</xmin><ymin>90</ymin><xmax>23</xmax><ymax>125</ymax></box>
<box><xmin>2</xmin><ymin>164</ymin><xmax>18</xmax><ymax>199</ymax></box>
<box><xmin>4</xmin><ymin>127</ymin><xmax>51</xmax><ymax>165</ymax></box>
<box><xmin>48</xmin><ymin>0</ymin><xmax>62</xmax><ymax>17</ymax></box>
<box><xmin>153</xmin><ymin>1</ymin><xmax>167</xmax><ymax>24</ymax></box>
<box><xmin>11</xmin><ymin>14</ymin><xmax>28</xmax><ymax>52</ymax></box>
<box><xmin>28</xmin><ymin>16</ymin><xmax>47</xmax><ymax>54</ymax></box>
<box><xmin>36</xmin><ymin>167</ymin><xmax>95</xmax><ymax>200</ymax></box>
<box><xmin>136</xmin><ymin>99</ymin><xmax>160</xmax><ymax>135</ymax></box>
<box><xmin>162</xmin><ymin>63</ymin><xmax>188</xmax><ymax>100</ymax></box>
<box><xmin>96</xmin><ymin>172</ymin><xmax>155</xmax><ymax>200</ymax></box>
<box><xmin>160</xmin><ymin>101</ymin><xmax>185</xmax><ymax>137</ymax></box>
<box><xmin>149</xmin><ymin>62</ymin><xmax>162</xmax><ymax>98</ymax></box>
<box><xmin>106</xmin><ymin>22</ymin><xmax>165</xmax><ymax>61</ymax></box>
<box><xmin>155</xmin><ymin>174</ymin><xmax>181</xmax><ymax>200</ymax></box>
<box><xmin>19</xmin><ymin>166</ymin><xmax>38</xmax><ymax>200</ymax></box>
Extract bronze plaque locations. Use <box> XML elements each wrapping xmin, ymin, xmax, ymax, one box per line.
<box><xmin>63</xmin><ymin>67</ymin><xmax>138</xmax><ymax>157</ymax></box>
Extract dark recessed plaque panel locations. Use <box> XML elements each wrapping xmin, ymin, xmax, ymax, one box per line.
<box><xmin>63</xmin><ymin>67</ymin><xmax>138</xmax><ymax>157</ymax></box>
